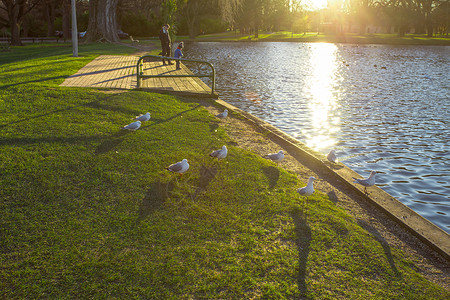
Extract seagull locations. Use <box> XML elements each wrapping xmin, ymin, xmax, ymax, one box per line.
<box><xmin>121</xmin><ymin>120</ymin><xmax>141</xmax><ymax>131</ymax></box>
<box><xmin>297</xmin><ymin>176</ymin><xmax>316</xmax><ymax>218</ymax></box>
<box><xmin>327</xmin><ymin>150</ymin><xmax>337</xmax><ymax>163</ymax></box>
<box><xmin>297</xmin><ymin>176</ymin><xmax>315</xmax><ymax>198</ymax></box>
<box><xmin>134</xmin><ymin>112</ymin><xmax>151</xmax><ymax>122</ymax></box>
<box><xmin>215</xmin><ymin>109</ymin><xmax>228</xmax><ymax>119</ymax></box>
<box><xmin>165</xmin><ymin>159</ymin><xmax>189</xmax><ymax>176</ymax></box>
<box><xmin>210</xmin><ymin>145</ymin><xmax>228</xmax><ymax>159</ymax></box>
<box><xmin>264</xmin><ymin>150</ymin><xmax>284</xmax><ymax>163</ymax></box>
<box><xmin>353</xmin><ymin>171</ymin><xmax>376</xmax><ymax>194</ymax></box>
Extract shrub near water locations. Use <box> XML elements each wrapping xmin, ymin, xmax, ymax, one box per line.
<box><xmin>0</xmin><ymin>44</ymin><xmax>448</xmax><ymax>298</ymax></box>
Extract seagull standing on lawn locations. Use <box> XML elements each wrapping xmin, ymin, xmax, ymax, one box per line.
<box><xmin>353</xmin><ymin>171</ymin><xmax>376</xmax><ymax>194</ymax></box>
<box><xmin>215</xmin><ymin>109</ymin><xmax>228</xmax><ymax>119</ymax></box>
<box><xmin>166</xmin><ymin>159</ymin><xmax>190</xmax><ymax>176</ymax></box>
<box><xmin>297</xmin><ymin>176</ymin><xmax>316</xmax><ymax>218</ymax></box>
<box><xmin>264</xmin><ymin>150</ymin><xmax>284</xmax><ymax>164</ymax></box>
<box><xmin>297</xmin><ymin>176</ymin><xmax>315</xmax><ymax>199</ymax></box>
<box><xmin>134</xmin><ymin>112</ymin><xmax>151</xmax><ymax>122</ymax></box>
<box><xmin>121</xmin><ymin>120</ymin><xmax>141</xmax><ymax>131</ymax></box>
<box><xmin>210</xmin><ymin>145</ymin><xmax>228</xmax><ymax>160</ymax></box>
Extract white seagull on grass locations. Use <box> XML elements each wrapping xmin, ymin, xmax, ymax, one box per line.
<box><xmin>353</xmin><ymin>171</ymin><xmax>376</xmax><ymax>194</ymax></box>
<box><xmin>297</xmin><ymin>176</ymin><xmax>315</xmax><ymax>198</ymax></box>
<box><xmin>121</xmin><ymin>120</ymin><xmax>141</xmax><ymax>131</ymax></box>
<box><xmin>166</xmin><ymin>159</ymin><xmax>190</xmax><ymax>176</ymax></box>
<box><xmin>134</xmin><ymin>112</ymin><xmax>151</xmax><ymax>122</ymax></box>
<box><xmin>264</xmin><ymin>150</ymin><xmax>284</xmax><ymax>163</ymax></box>
<box><xmin>210</xmin><ymin>145</ymin><xmax>228</xmax><ymax>159</ymax></box>
<box><xmin>215</xmin><ymin>109</ymin><xmax>228</xmax><ymax>119</ymax></box>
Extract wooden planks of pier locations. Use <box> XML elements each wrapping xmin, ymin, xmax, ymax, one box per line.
<box><xmin>60</xmin><ymin>55</ymin><xmax>216</xmax><ymax>97</ymax></box>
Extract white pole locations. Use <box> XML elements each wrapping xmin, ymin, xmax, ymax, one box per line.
<box><xmin>71</xmin><ymin>0</ymin><xmax>78</xmax><ymax>57</ymax></box>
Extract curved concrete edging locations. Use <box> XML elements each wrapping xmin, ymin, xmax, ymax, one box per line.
<box><xmin>214</xmin><ymin>98</ymin><xmax>450</xmax><ymax>261</ymax></box>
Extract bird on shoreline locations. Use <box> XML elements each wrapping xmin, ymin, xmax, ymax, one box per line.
<box><xmin>215</xmin><ymin>109</ymin><xmax>228</xmax><ymax>119</ymax></box>
<box><xmin>327</xmin><ymin>150</ymin><xmax>337</xmax><ymax>163</ymax></box>
<box><xmin>353</xmin><ymin>171</ymin><xmax>376</xmax><ymax>194</ymax></box>
<box><xmin>121</xmin><ymin>120</ymin><xmax>141</xmax><ymax>131</ymax></box>
<box><xmin>210</xmin><ymin>145</ymin><xmax>228</xmax><ymax>160</ymax></box>
<box><xmin>134</xmin><ymin>112</ymin><xmax>151</xmax><ymax>122</ymax></box>
<box><xmin>166</xmin><ymin>159</ymin><xmax>190</xmax><ymax>176</ymax></box>
<box><xmin>264</xmin><ymin>150</ymin><xmax>284</xmax><ymax>163</ymax></box>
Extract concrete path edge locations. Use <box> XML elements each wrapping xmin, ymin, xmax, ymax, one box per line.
<box><xmin>214</xmin><ymin>98</ymin><xmax>450</xmax><ymax>261</ymax></box>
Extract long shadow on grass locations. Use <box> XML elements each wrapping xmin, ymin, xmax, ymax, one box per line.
<box><xmin>0</xmin><ymin>75</ymin><xmax>68</xmax><ymax>90</ymax></box>
<box><xmin>136</xmin><ymin>179</ymin><xmax>175</xmax><ymax>224</ymax></box>
<box><xmin>291</xmin><ymin>207</ymin><xmax>312</xmax><ymax>298</ymax></box>
<box><xmin>262</xmin><ymin>166</ymin><xmax>279</xmax><ymax>189</ymax></box>
<box><xmin>0</xmin><ymin>93</ymin><xmax>130</xmax><ymax>129</ymax></box>
<box><xmin>140</xmin><ymin>104</ymin><xmax>202</xmax><ymax>129</ymax></box>
<box><xmin>95</xmin><ymin>131</ymin><xmax>129</xmax><ymax>154</ymax></box>
<box><xmin>357</xmin><ymin>219</ymin><xmax>401</xmax><ymax>278</ymax></box>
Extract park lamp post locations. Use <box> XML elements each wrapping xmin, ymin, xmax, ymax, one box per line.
<box><xmin>71</xmin><ymin>0</ymin><xmax>78</xmax><ymax>57</ymax></box>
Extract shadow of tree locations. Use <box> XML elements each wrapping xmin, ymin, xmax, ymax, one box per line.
<box><xmin>136</xmin><ymin>179</ymin><xmax>174</xmax><ymax>224</ymax></box>
<box><xmin>262</xmin><ymin>166</ymin><xmax>280</xmax><ymax>189</ymax></box>
<box><xmin>357</xmin><ymin>219</ymin><xmax>401</xmax><ymax>278</ymax></box>
<box><xmin>95</xmin><ymin>131</ymin><xmax>129</xmax><ymax>154</ymax></box>
<box><xmin>291</xmin><ymin>207</ymin><xmax>312</xmax><ymax>298</ymax></box>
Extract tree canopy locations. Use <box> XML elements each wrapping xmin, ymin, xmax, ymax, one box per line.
<box><xmin>0</xmin><ymin>0</ymin><xmax>448</xmax><ymax>45</ymax></box>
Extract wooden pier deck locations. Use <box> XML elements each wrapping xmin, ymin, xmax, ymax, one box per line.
<box><xmin>60</xmin><ymin>55</ymin><xmax>215</xmax><ymax>97</ymax></box>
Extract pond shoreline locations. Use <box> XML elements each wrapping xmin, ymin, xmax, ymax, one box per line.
<box><xmin>176</xmin><ymin>32</ymin><xmax>450</xmax><ymax>46</ymax></box>
<box><xmin>209</xmin><ymin>98</ymin><xmax>450</xmax><ymax>261</ymax></box>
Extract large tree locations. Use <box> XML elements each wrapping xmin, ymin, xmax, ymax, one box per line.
<box><xmin>1</xmin><ymin>0</ymin><xmax>42</xmax><ymax>45</ymax></box>
<box><xmin>86</xmin><ymin>0</ymin><xmax>119</xmax><ymax>42</ymax></box>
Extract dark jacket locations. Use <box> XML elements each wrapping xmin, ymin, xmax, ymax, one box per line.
<box><xmin>159</xmin><ymin>27</ymin><xmax>171</xmax><ymax>44</ymax></box>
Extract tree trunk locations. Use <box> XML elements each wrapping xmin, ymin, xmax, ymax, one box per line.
<box><xmin>46</xmin><ymin>2</ymin><xmax>56</xmax><ymax>37</ymax></box>
<box><xmin>86</xmin><ymin>0</ymin><xmax>119</xmax><ymax>42</ymax></box>
<box><xmin>4</xmin><ymin>1</ymin><xmax>23</xmax><ymax>46</ymax></box>
<box><xmin>62</xmin><ymin>0</ymin><xmax>70</xmax><ymax>40</ymax></box>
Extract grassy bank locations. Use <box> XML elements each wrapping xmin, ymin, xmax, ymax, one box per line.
<box><xmin>173</xmin><ymin>30</ymin><xmax>450</xmax><ymax>46</ymax></box>
<box><xmin>0</xmin><ymin>44</ymin><xmax>448</xmax><ymax>298</ymax></box>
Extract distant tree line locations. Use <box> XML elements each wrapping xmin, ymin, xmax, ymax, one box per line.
<box><xmin>0</xmin><ymin>0</ymin><xmax>448</xmax><ymax>46</ymax></box>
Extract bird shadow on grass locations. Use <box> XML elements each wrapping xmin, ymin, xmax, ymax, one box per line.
<box><xmin>136</xmin><ymin>179</ymin><xmax>175</xmax><ymax>224</ymax></box>
<box><xmin>95</xmin><ymin>130</ymin><xmax>129</xmax><ymax>154</ymax></box>
<box><xmin>291</xmin><ymin>206</ymin><xmax>312</xmax><ymax>298</ymax></box>
<box><xmin>262</xmin><ymin>166</ymin><xmax>280</xmax><ymax>189</ymax></box>
<box><xmin>209</xmin><ymin>123</ymin><xmax>219</xmax><ymax>132</ymax></box>
<box><xmin>327</xmin><ymin>190</ymin><xmax>338</xmax><ymax>205</ymax></box>
<box><xmin>329</xmin><ymin>163</ymin><xmax>344</xmax><ymax>171</ymax></box>
<box><xmin>198</xmin><ymin>165</ymin><xmax>218</xmax><ymax>190</ymax></box>
<box><xmin>357</xmin><ymin>219</ymin><xmax>401</xmax><ymax>278</ymax></box>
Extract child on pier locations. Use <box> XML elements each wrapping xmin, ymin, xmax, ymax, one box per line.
<box><xmin>174</xmin><ymin>42</ymin><xmax>184</xmax><ymax>70</ymax></box>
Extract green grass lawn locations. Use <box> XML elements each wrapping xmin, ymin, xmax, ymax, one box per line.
<box><xmin>0</xmin><ymin>44</ymin><xmax>448</xmax><ymax>298</ymax></box>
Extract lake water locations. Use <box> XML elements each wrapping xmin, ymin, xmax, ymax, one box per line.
<box><xmin>183</xmin><ymin>42</ymin><xmax>450</xmax><ymax>233</ymax></box>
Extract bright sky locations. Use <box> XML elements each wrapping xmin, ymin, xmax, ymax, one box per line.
<box><xmin>304</xmin><ymin>0</ymin><xmax>328</xmax><ymax>11</ymax></box>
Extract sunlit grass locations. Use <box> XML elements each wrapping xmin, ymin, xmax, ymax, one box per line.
<box><xmin>192</xmin><ymin>30</ymin><xmax>449</xmax><ymax>45</ymax></box>
<box><xmin>0</xmin><ymin>44</ymin><xmax>448</xmax><ymax>298</ymax></box>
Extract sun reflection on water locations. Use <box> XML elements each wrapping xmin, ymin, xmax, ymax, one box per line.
<box><xmin>302</xmin><ymin>43</ymin><xmax>341</xmax><ymax>152</ymax></box>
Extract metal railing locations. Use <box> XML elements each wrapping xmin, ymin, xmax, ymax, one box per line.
<box><xmin>136</xmin><ymin>55</ymin><xmax>216</xmax><ymax>95</ymax></box>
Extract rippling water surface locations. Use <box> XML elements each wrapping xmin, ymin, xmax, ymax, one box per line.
<box><xmin>184</xmin><ymin>42</ymin><xmax>450</xmax><ymax>232</ymax></box>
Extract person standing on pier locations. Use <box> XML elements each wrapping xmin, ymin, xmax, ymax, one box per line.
<box><xmin>159</xmin><ymin>24</ymin><xmax>173</xmax><ymax>65</ymax></box>
<box><xmin>174</xmin><ymin>42</ymin><xmax>184</xmax><ymax>70</ymax></box>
